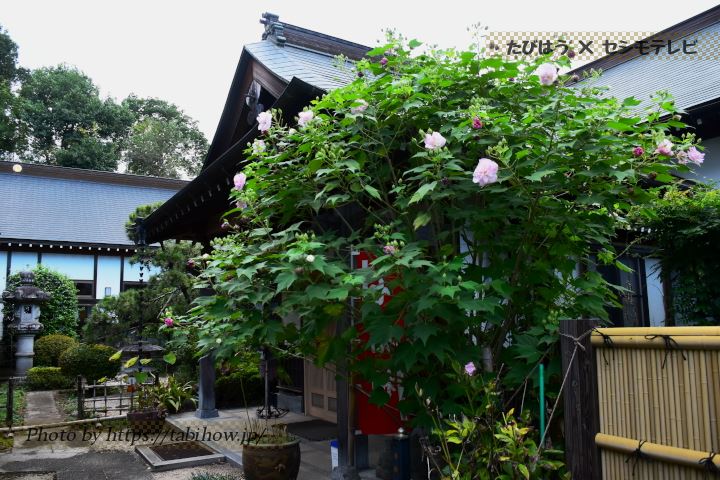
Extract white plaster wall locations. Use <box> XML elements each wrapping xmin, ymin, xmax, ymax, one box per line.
<box><xmin>123</xmin><ymin>257</ymin><xmax>160</xmax><ymax>282</ymax></box>
<box><xmin>644</xmin><ymin>258</ymin><xmax>665</xmax><ymax>327</ymax></box>
<box><xmin>42</xmin><ymin>253</ymin><xmax>94</xmax><ymax>280</ymax></box>
<box><xmin>96</xmin><ymin>256</ymin><xmax>121</xmax><ymax>299</ymax></box>
<box><xmin>10</xmin><ymin>252</ymin><xmax>38</xmax><ymax>273</ymax></box>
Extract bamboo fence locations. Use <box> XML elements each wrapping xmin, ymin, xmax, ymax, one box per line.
<box><xmin>592</xmin><ymin>327</ymin><xmax>720</xmax><ymax>479</ymax></box>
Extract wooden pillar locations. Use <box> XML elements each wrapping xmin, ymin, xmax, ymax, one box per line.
<box><xmin>560</xmin><ymin>319</ymin><xmax>601</xmax><ymax>480</ymax></box>
<box><xmin>5</xmin><ymin>377</ymin><xmax>14</xmax><ymax>426</ymax></box>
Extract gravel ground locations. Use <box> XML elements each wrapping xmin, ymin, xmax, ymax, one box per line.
<box><xmin>151</xmin><ymin>462</ymin><xmax>244</xmax><ymax>480</ymax></box>
<box><xmin>0</xmin><ymin>474</ymin><xmax>56</xmax><ymax>480</ymax></box>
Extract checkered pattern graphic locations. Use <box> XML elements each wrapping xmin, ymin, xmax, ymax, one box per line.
<box><xmin>485</xmin><ymin>31</ymin><xmax>720</xmax><ymax>61</ymax></box>
<box><xmin>129</xmin><ymin>418</ymin><xmax>167</xmax><ymax>434</ymax></box>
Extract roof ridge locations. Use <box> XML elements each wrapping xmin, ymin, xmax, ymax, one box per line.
<box><xmin>260</xmin><ymin>12</ymin><xmax>370</xmax><ymax>60</ymax></box>
<box><xmin>0</xmin><ymin>160</ymin><xmax>189</xmax><ymax>189</ymax></box>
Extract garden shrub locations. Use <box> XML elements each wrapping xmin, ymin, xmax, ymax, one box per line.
<box><xmin>27</xmin><ymin>367</ymin><xmax>72</xmax><ymax>390</ymax></box>
<box><xmin>214</xmin><ymin>349</ymin><xmax>263</xmax><ymax>407</ymax></box>
<box><xmin>4</xmin><ymin>265</ymin><xmax>78</xmax><ymax>336</ymax></box>
<box><xmin>184</xmin><ymin>33</ymin><xmax>704</xmax><ymax>478</ymax></box>
<box><xmin>215</xmin><ymin>370</ymin><xmax>263</xmax><ymax>408</ymax></box>
<box><xmin>59</xmin><ymin>343</ymin><xmax>120</xmax><ymax>382</ymax></box>
<box><xmin>633</xmin><ymin>185</ymin><xmax>720</xmax><ymax>324</ymax></box>
<box><xmin>34</xmin><ymin>334</ymin><xmax>78</xmax><ymax>367</ymax></box>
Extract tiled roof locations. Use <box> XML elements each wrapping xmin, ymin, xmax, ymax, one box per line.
<box><xmin>245</xmin><ymin>41</ymin><xmax>358</xmax><ymax>91</ymax></box>
<box><xmin>577</xmin><ymin>21</ymin><xmax>720</xmax><ymax>112</ymax></box>
<box><xmin>1</xmin><ymin>166</ymin><xmax>184</xmax><ymax>246</ymax></box>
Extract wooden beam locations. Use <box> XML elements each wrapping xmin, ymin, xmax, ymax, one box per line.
<box><xmin>561</xmin><ymin>319</ymin><xmax>602</xmax><ymax>480</ymax></box>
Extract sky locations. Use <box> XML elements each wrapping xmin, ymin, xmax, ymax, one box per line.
<box><xmin>3</xmin><ymin>0</ymin><xmax>719</xmax><ymax>141</ymax></box>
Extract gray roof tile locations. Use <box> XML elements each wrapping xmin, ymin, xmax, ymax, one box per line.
<box><xmin>1</xmin><ymin>172</ymin><xmax>181</xmax><ymax>246</ymax></box>
<box><xmin>245</xmin><ymin>41</ymin><xmax>358</xmax><ymax>91</ymax></box>
<box><xmin>579</xmin><ymin>22</ymin><xmax>720</xmax><ymax>112</ymax></box>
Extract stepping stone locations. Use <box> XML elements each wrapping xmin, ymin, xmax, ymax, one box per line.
<box><xmin>24</xmin><ymin>391</ymin><xmax>63</xmax><ymax>426</ymax></box>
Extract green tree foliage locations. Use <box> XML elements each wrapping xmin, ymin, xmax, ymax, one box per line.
<box><xmin>4</xmin><ymin>265</ymin><xmax>79</xmax><ymax>336</ymax></box>
<box><xmin>59</xmin><ymin>343</ymin><xmax>120</xmax><ymax>382</ymax></box>
<box><xmin>186</xmin><ymin>36</ymin><xmax>700</xmax><ymax>474</ymax></box>
<box><xmin>34</xmin><ymin>334</ymin><xmax>78</xmax><ymax>367</ymax></box>
<box><xmin>125</xmin><ymin>203</ymin><xmax>200</xmax><ymax>313</ymax></box>
<box><xmin>83</xmin><ymin>289</ymin><xmax>142</xmax><ymax>346</ymax></box>
<box><xmin>83</xmin><ymin>203</ymin><xmax>201</xmax><ymax>346</ymax></box>
<box><xmin>122</xmin><ymin>95</ymin><xmax>207</xmax><ymax>178</ymax></box>
<box><xmin>633</xmin><ymin>185</ymin><xmax>720</xmax><ymax>324</ymax></box>
<box><xmin>0</xmin><ymin>28</ymin><xmax>208</xmax><ymax>174</ymax></box>
<box><xmin>0</xmin><ymin>24</ymin><xmax>25</xmax><ymax>156</ymax></box>
<box><xmin>125</xmin><ymin>201</ymin><xmax>163</xmax><ymax>243</ymax></box>
<box><xmin>17</xmin><ymin>65</ymin><xmax>133</xmax><ymax>168</ymax></box>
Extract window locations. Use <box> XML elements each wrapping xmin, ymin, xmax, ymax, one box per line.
<box><xmin>74</xmin><ymin>281</ymin><xmax>94</xmax><ymax>298</ymax></box>
<box><xmin>122</xmin><ymin>281</ymin><xmax>147</xmax><ymax>292</ymax></box>
<box><xmin>597</xmin><ymin>254</ymin><xmax>650</xmax><ymax>327</ymax></box>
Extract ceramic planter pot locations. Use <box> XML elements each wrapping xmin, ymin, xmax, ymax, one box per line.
<box><xmin>242</xmin><ymin>437</ymin><xmax>301</xmax><ymax>480</ymax></box>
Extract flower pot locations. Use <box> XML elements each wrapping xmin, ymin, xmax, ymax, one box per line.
<box><xmin>242</xmin><ymin>437</ymin><xmax>301</xmax><ymax>480</ymax></box>
<box><xmin>127</xmin><ymin>408</ymin><xmax>166</xmax><ymax>433</ymax></box>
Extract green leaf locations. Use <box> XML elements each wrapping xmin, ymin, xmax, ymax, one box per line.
<box><xmin>409</xmin><ymin>181</ymin><xmax>437</xmax><ymax>204</ymax></box>
<box><xmin>518</xmin><ymin>464</ymin><xmax>530</xmax><ymax>480</ymax></box>
<box><xmin>140</xmin><ymin>358</ymin><xmax>152</xmax><ymax>365</ymax></box>
<box><xmin>124</xmin><ymin>356</ymin><xmax>139</xmax><ymax>368</ymax></box>
<box><xmin>134</xmin><ymin>372</ymin><xmax>148</xmax><ymax>384</ymax></box>
<box><xmin>622</xmin><ymin>97</ymin><xmax>642</xmax><ymax>107</ymax></box>
<box><xmin>369</xmin><ymin>388</ymin><xmax>390</xmax><ymax>406</ymax></box>
<box><xmin>163</xmin><ymin>352</ymin><xmax>177</xmax><ymax>365</ymax></box>
<box><xmin>413</xmin><ymin>323</ymin><xmax>439</xmax><ymax>345</ymax></box>
<box><xmin>413</xmin><ymin>212</ymin><xmax>432</xmax><ymax>230</ymax></box>
<box><xmin>491</xmin><ymin>280</ymin><xmax>511</xmax><ymax>298</ymax></box>
<box><xmin>276</xmin><ymin>271</ymin><xmax>297</xmax><ymax>293</ymax></box>
<box><xmin>364</xmin><ymin>184</ymin><xmax>382</xmax><ymax>200</ymax></box>
<box><xmin>458</xmin><ymin>297</ymin><xmax>497</xmax><ymax>312</ymax></box>
<box><xmin>408</xmin><ymin>39</ymin><xmax>423</xmax><ymax>49</ymax></box>
<box><xmin>607</xmin><ymin>121</ymin><xmax>633</xmax><ymax>132</ymax></box>
<box><xmin>109</xmin><ymin>350</ymin><xmax>122</xmax><ymax>361</ymax></box>
<box><xmin>525</xmin><ymin>169</ymin><xmax>555</xmax><ymax>182</ymax></box>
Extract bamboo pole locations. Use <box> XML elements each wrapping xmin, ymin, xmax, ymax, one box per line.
<box><xmin>711</xmin><ymin>351</ymin><xmax>720</xmax><ymax>448</ymax></box>
<box><xmin>595</xmin><ymin>327</ymin><xmax>720</xmax><ymax>337</ymax></box>
<box><xmin>596</xmin><ymin>433</ymin><xmax>720</xmax><ymax>471</ymax></box>
<box><xmin>591</xmin><ymin>334</ymin><xmax>720</xmax><ymax>349</ymax></box>
<box><xmin>597</xmin><ymin>347</ymin><xmax>608</xmax><ymax>435</ymax></box>
<box><xmin>621</xmin><ymin>349</ymin><xmax>632</xmax><ymax>439</ymax></box>
<box><xmin>648</xmin><ymin>348</ymin><xmax>663</xmax><ymax>480</ymax></box>
<box><xmin>660</xmin><ymin>348</ymin><xmax>674</xmax><ymax>480</ymax></box>
<box><xmin>637</xmin><ymin>348</ymin><xmax>647</xmax><ymax>441</ymax></box>
<box><xmin>695</xmin><ymin>351</ymin><xmax>709</xmax><ymax>451</ymax></box>
<box><xmin>681</xmin><ymin>349</ymin><xmax>694</xmax><ymax>452</ymax></box>
<box><xmin>0</xmin><ymin>415</ymin><xmax>126</xmax><ymax>434</ymax></box>
<box><xmin>615</xmin><ymin>346</ymin><xmax>626</xmax><ymax>440</ymax></box>
<box><xmin>609</xmin><ymin>353</ymin><xmax>617</xmax><ymax>437</ymax></box>
<box><xmin>608</xmin><ymin>347</ymin><xmax>618</xmax><ymax>438</ymax></box>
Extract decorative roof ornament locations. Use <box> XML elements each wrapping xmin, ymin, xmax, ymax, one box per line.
<box><xmin>260</xmin><ymin>12</ymin><xmax>286</xmax><ymax>47</ymax></box>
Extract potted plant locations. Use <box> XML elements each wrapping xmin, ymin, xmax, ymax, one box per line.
<box><xmin>242</xmin><ymin>419</ymin><xmax>301</xmax><ymax>480</ymax></box>
<box><xmin>127</xmin><ymin>380</ymin><xmax>166</xmax><ymax>433</ymax></box>
<box><xmin>152</xmin><ymin>376</ymin><xmax>197</xmax><ymax>413</ymax></box>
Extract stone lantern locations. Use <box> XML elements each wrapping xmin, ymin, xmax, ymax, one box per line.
<box><xmin>2</xmin><ymin>271</ymin><xmax>50</xmax><ymax>376</ymax></box>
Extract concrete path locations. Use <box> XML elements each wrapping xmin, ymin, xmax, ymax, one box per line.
<box><xmin>23</xmin><ymin>391</ymin><xmax>63</xmax><ymax>426</ymax></box>
<box><xmin>0</xmin><ymin>450</ymin><xmax>153</xmax><ymax>480</ymax></box>
<box><xmin>166</xmin><ymin>408</ymin><xmax>381</xmax><ymax>480</ymax></box>
<box><xmin>2</xmin><ymin>391</ymin><xmax>239</xmax><ymax>479</ymax></box>
<box><xmin>0</xmin><ymin>391</ymin><xmax>153</xmax><ymax>479</ymax></box>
